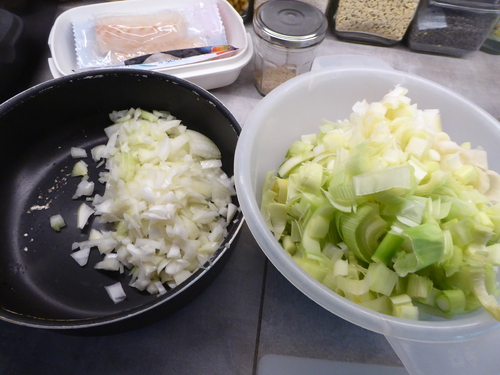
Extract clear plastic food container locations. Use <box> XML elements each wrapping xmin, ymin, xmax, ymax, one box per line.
<box><xmin>480</xmin><ymin>18</ymin><xmax>500</xmax><ymax>54</ymax></box>
<box><xmin>330</xmin><ymin>0</ymin><xmax>419</xmax><ymax>46</ymax></box>
<box><xmin>407</xmin><ymin>0</ymin><xmax>500</xmax><ymax>57</ymax></box>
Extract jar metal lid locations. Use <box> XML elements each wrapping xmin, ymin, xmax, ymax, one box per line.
<box><xmin>253</xmin><ymin>0</ymin><xmax>328</xmax><ymax>48</ymax></box>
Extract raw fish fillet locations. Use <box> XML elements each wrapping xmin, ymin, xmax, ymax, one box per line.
<box><xmin>95</xmin><ymin>12</ymin><xmax>207</xmax><ymax>62</ymax></box>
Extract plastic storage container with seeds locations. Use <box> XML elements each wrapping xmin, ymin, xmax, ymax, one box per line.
<box><xmin>252</xmin><ymin>0</ymin><xmax>328</xmax><ymax>96</ymax></box>
<box><xmin>330</xmin><ymin>0</ymin><xmax>419</xmax><ymax>46</ymax></box>
<box><xmin>480</xmin><ymin>18</ymin><xmax>500</xmax><ymax>54</ymax></box>
<box><xmin>407</xmin><ymin>0</ymin><xmax>500</xmax><ymax>57</ymax></box>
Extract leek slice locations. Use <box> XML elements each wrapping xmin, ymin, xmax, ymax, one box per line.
<box><xmin>325</xmin><ymin>184</ymin><xmax>356</xmax><ymax>213</ymax></box>
<box><xmin>371</xmin><ymin>232</ymin><xmax>404</xmax><ymax>265</ymax></box>
<box><xmin>293</xmin><ymin>257</ymin><xmax>328</xmax><ymax>282</ymax></box>
<box><xmin>470</xmin><ymin>266</ymin><xmax>500</xmax><ymax>320</ymax></box>
<box><xmin>406</xmin><ymin>273</ymin><xmax>433</xmax><ymax>299</ymax></box>
<box><xmin>353</xmin><ymin>166</ymin><xmax>412</xmax><ymax>196</ymax></box>
<box><xmin>278</xmin><ymin>155</ymin><xmax>312</xmax><ymax>177</ymax></box>
<box><xmin>339</xmin><ymin>204</ymin><xmax>387</xmax><ymax>263</ymax></box>
<box><xmin>267</xmin><ymin>202</ymin><xmax>288</xmax><ymax>239</ymax></box>
<box><xmin>436</xmin><ymin>289</ymin><xmax>466</xmax><ymax>314</ymax></box>
<box><xmin>360</xmin><ymin>295</ymin><xmax>392</xmax><ymax>315</ymax></box>
<box><xmin>393</xmin><ymin>223</ymin><xmax>445</xmax><ymax>277</ymax></box>
<box><xmin>367</xmin><ymin>262</ymin><xmax>397</xmax><ymax>296</ymax></box>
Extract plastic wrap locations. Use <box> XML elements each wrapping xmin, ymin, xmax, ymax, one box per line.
<box><xmin>73</xmin><ymin>1</ymin><xmax>228</xmax><ymax>70</ymax></box>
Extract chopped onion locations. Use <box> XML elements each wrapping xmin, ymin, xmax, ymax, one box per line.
<box><xmin>88</xmin><ymin>228</ymin><xmax>103</xmax><ymax>240</ymax></box>
<box><xmin>95</xmin><ymin>254</ymin><xmax>122</xmax><ymax>272</ymax></box>
<box><xmin>70</xmin><ymin>247</ymin><xmax>90</xmax><ymax>266</ymax></box>
<box><xmin>72</xmin><ymin>160</ymin><xmax>88</xmax><ymax>177</ymax></box>
<box><xmin>226</xmin><ymin>203</ymin><xmax>239</xmax><ymax>223</ymax></box>
<box><xmin>71</xmin><ymin>147</ymin><xmax>87</xmax><ymax>159</ymax></box>
<box><xmin>200</xmin><ymin>159</ymin><xmax>222</xmax><ymax>169</ymax></box>
<box><xmin>68</xmin><ymin>108</ymin><xmax>236</xmax><ymax>299</ymax></box>
<box><xmin>77</xmin><ymin>203</ymin><xmax>94</xmax><ymax>229</ymax></box>
<box><xmin>72</xmin><ymin>178</ymin><xmax>95</xmax><ymax>199</ymax></box>
<box><xmin>185</xmin><ymin>129</ymin><xmax>221</xmax><ymax>159</ymax></box>
<box><xmin>50</xmin><ymin>214</ymin><xmax>66</xmax><ymax>232</ymax></box>
<box><xmin>104</xmin><ymin>282</ymin><xmax>127</xmax><ymax>304</ymax></box>
<box><xmin>91</xmin><ymin>144</ymin><xmax>106</xmax><ymax>162</ymax></box>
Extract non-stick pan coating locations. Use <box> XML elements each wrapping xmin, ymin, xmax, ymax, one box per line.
<box><xmin>0</xmin><ymin>70</ymin><xmax>242</xmax><ymax>332</ymax></box>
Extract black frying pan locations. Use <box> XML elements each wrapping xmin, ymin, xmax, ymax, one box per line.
<box><xmin>0</xmin><ymin>69</ymin><xmax>243</xmax><ymax>334</ymax></box>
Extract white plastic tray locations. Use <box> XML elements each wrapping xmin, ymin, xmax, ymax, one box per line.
<box><xmin>48</xmin><ymin>0</ymin><xmax>252</xmax><ymax>90</ymax></box>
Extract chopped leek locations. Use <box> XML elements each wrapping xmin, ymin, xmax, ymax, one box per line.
<box><xmin>261</xmin><ymin>86</ymin><xmax>500</xmax><ymax>321</ymax></box>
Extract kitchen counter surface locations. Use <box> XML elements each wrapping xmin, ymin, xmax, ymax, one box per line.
<box><xmin>1</xmin><ymin>2</ymin><xmax>499</xmax><ymax>374</ymax></box>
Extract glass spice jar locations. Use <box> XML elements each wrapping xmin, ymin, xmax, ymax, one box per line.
<box><xmin>252</xmin><ymin>0</ymin><xmax>328</xmax><ymax>96</ymax></box>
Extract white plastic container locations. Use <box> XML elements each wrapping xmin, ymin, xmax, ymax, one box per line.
<box><xmin>48</xmin><ymin>0</ymin><xmax>253</xmax><ymax>90</ymax></box>
<box><xmin>234</xmin><ymin>56</ymin><xmax>500</xmax><ymax>375</ymax></box>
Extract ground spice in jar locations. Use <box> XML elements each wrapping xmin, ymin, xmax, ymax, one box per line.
<box><xmin>408</xmin><ymin>2</ymin><xmax>500</xmax><ymax>56</ymax></box>
<box><xmin>334</xmin><ymin>0</ymin><xmax>419</xmax><ymax>42</ymax></box>
<box><xmin>254</xmin><ymin>64</ymin><xmax>297</xmax><ymax>96</ymax></box>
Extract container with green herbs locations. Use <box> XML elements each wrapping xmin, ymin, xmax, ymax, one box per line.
<box><xmin>407</xmin><ymin>0</ymin><xmax>500</xmax><ymax>57</ymax></box>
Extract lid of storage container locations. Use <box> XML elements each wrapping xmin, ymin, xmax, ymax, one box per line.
<box><xmin>430</xmin><ymin>0</ymin><xmax>500</xmax><ymax>11</ymax></box>
<box><xmin>253</xmin><ymin>0</ymin><xmax>327</xmax><ymax>48</ymax></box>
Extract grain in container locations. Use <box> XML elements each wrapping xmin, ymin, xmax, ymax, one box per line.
<box><xmin>329</xmin><ymin>0</ymin><xmax>419</xmax><ymax>45</ymax></box>
<box><xmin>407</xmin><ymin>0</ymin><xmax>500</xmax><ymax>57</ymax></box>
<box><xmin>252</xmin><ymin>0</ymin><xmax>328</xmax><ymax>96</ymax></box>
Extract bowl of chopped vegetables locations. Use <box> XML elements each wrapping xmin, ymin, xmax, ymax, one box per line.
<box><xmin>0</xmin><ymin>69</ymin><xmax>243</xmax><ymax>333</ymax></box>
<box><xmin>234</xmin><ymin>57</ymin><xmax>500</xmax><ymax>374</ymax></box>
